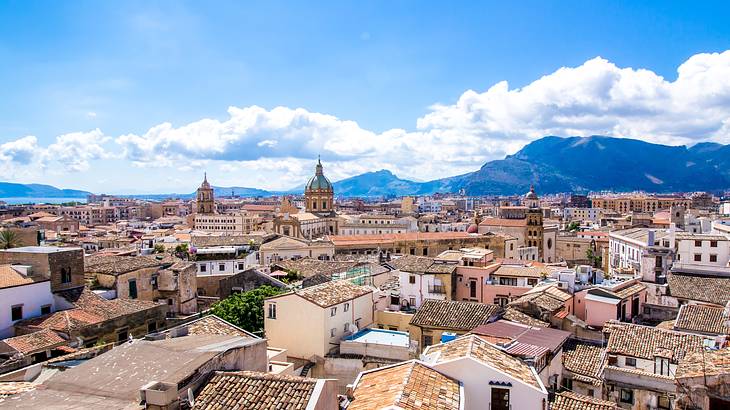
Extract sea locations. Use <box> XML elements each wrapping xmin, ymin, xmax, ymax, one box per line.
<box><xmin>0</xmin><ymin>197</ymin><xmax>87</xmax><ymax>205</ymax></box>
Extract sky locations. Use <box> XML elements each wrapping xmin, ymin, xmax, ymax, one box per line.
<box><xmin>1</xmin><ymin>1</ymin><xmax>730</xmax><ymax>194</ymax></box>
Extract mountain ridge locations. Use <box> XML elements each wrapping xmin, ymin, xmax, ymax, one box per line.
<box><xmin>2</xmin><ymin>136</ymin><xmax>729</xmax><ymax>199</ymax></box>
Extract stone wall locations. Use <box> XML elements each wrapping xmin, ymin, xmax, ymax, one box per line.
<box><xmin>0</xmin><ymin>248</ymin><xmax>84</xmax><ymax>292</ymax></box>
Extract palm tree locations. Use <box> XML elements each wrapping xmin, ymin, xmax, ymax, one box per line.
<box><xmin>0</xmin><ymin>230</ymin><xmax>21</xmax><ymax>249</ymax></box>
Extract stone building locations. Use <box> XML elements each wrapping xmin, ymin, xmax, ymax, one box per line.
<box><xmin>196</xmin><ymin>173</ymin><xmax>215</xmax><ymax>215</ymax></box>
<box><xmin>0</xmin><ymin>246</ymin><xmax>85</xmax><ymax>293</ymax></box>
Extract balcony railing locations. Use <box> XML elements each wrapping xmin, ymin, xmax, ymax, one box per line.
<box><xmin>428</xmin><ymin>285</ymin><xmax>446</xmax><ymax>294</ymax></box>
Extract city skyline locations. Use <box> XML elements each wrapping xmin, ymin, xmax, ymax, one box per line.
<box><xmin>2</xmin><ymin>1</ymin><xmax>730</xmax><ymax>193</ymax></box>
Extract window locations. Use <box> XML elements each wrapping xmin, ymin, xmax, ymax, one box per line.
<box><xmin>409</xmin><ymin>275</ymin><xmax>416</xmax><ymax>284</ymax></box>
<box><xmin>147</xmin><ymin>321</ymin><xmax>157</xmax><ymax>333</ymax></box>
<box><xmin>410</xmin><ymin>248</ymin><xmax>415</xmax><ymax>255</ymax></box>
<box><xmin>423</xmin><ymin>335</ymin><xmax>433</xmax><ymax>347</ymax></box>
<box><xmin>469</xmin><ymin>280</ymin><xmax>477</xmax><ymax>298</ymax></box>
<box><xmin>238</xmin><ymin>263</ymin><xmax>244</xmax><ymax>270</ymax></box>
<box><xmin>331</xmin><ymin>307</ymin><xmax>337</xmax><ymax>316</ymax></box>
<box><xmin>499</xmin><ymin>277</ymin><xmax>517</xmax><ymax>286</ymax></box>
<box><xmin>422</xmin><ymin>248</ymin><xmax>428</xmax><ymax>256</ymax></box>
<box><xmin>620</xmin><ymin>389</ymin><xmax>634</xmax><ymax>404</ymax></box>
<box><xmin>625</xmin><ymin>357</ymin><xmax>637</xmax><ymax>367</ymax></box>
<box><xmin>527</xmin><ymin>278</ymin><xmax>538</xmax><ymax>286</ymax></box>
<box><xmin>330</xmin><ymin>328</ymin><xmax>336</xmax><ymax>337</ymax></box>
<box><xmin>344</xmin><ymin>303</ymin><xmax>350</xmax><ymax>312</ymax></box>
<box><xmin>695</xmin><ymin>240</ymin><xmax>702</xmax><ymax>247</ymax></box>
<box><xmin>409</xmin><ymin>297</ymin><xmax>416</xmax><ymax>306</ymax></box>
<box><xmin>11</xmin><ymin>305</ymin><xmax>23</xmax><ymax>321</ymax></box>
<box><xmin>655</xmin><ymin>357</ymin><xmax>670</xmax><ymax>376</ymax></box>
<box><xmin>219</xmin><ymin>263</ymin><xmax>225</xmax><ymax>271</ymax></box>
<box><xmin>694</xmin><ymin>254</ymin><xmax>702</xmax><ymax>262</ymax></box>
<box><xmin>151</xmin><ymin>275</ymin><xmax>158</xmax><ymax>291</ymax></box>
<box><xmin>710</xmin><ymin>240</ymin><xmax>718</xmax><ymax>248</ymax></box>
<box><xmin>61</xmin><ymin>268</ymin><xmax>71</xmax><ymax>284</ymax></box>
<box><xmin>117</xmin><ymin>328</ymin><xmax>129</xmax><ymax>343</ymax></box>
<box><xmin>657</xmin><ymin>395</ymin><xmax>671</xmax><ymax>410</ymax></box>
<box><xmin>128</xmin><ymin>279</ymin><xmax>138</xmax><ymax>299</ymax></box>
<box><xmin>41</xmin><ymin>304</ymin><xmax>51</xmax><ymax>315</ymax></box>
<box><xmin>200</xmin><ymin>264</ymin><xmax>207</xmax><ymax>272</ymax></box>
<box><xmin>710</xmin><ymin>254</ymin><xmax>718</xmax><ymax>262</ymax></box>
<box><xmin>343</xmin><ymin>323</ymin><xmax>349</xmax><ymax>332</ymax></box>
<box><xmin>268</xmin><ymin>303</ymin><xmax>277</xmax><ymax>319</ymax></box>
<box><xmin>587</xmin><ymin>389</ymin><xmax>594</xmax><ymax>397</ymax></box>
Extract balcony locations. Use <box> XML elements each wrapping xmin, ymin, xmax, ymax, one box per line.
<box><xmin>428</xmin><ymin>285</ymin><xmax>446</xmax><ymax>294</ymax></box>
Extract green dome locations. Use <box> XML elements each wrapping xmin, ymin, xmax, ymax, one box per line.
<box><xmin>305</xmin><ymin>158</ymin><xmax>333</xmax><ymax>191</ymax></box>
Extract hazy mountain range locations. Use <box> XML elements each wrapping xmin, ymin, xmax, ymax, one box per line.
<box><xmin>2</xmin><ymin>136</ymin><xmax>729</xmax><ymax>200</ymax></box>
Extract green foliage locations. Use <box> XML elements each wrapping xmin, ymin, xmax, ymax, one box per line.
<box><xmin>174</xmin><ymin>243</ymin><xmax>189</xmax><ymax>256</ymax></box>
<box><xmin>0</xmin><ymin>230</ymin><xmax>21</xmax><ymax>249</ymax></box>
<box><xmin>210</xmin><ymin>285</ymin><xmax>282</xmax><ymax>334</ymax></box>
<box><xmin>586</xmin><ymin>248</ymin><xmax>603</xmax><ymax>269</ymax></box>
<box><xmin>153</xmin><ymin>244</ymin><xmax>166</xmax><ymax>254</ymax></box>
<box><xmin>280</xmin><ymin>270</ymin><xmax>301</xmax><ymax>284</ymax></box>
<box><xmin>566</xmin><ymin>221</ymin><xmax>580</xmax><ymax>232</ymax></box>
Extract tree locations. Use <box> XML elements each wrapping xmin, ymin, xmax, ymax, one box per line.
<box><xmin>174</xmin><ymin>243</ymin><xmax>189</xmax><ymax>257</ymax></box>
<box><xmin>0</xmin><ymin>230</ymin><xmax>21</xmax><ymax>249</ymax></box>
<box><xmin>153</xmin><ymin>244</ymin><xmax>166</xmax><ymax>254</ymax></box>
<box><xmin>566</xmin><ymin>221</ymin><xmax>580</xmax><ymax>232</ymax></box>
<box><xmin>210</xmin><ymin>285</ymin><xmax>282</xmax><ymax>334</ymax></box>
<box><xmin>586</xmin><ymin>248</ymin><xmax>602</xmax><ymax>269</ymax></box>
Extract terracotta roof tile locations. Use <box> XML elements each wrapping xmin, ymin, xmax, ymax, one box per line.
<box><xmin>2</xmin><ymin>329</ymin><xmax>66</xmax><ymax>355</ymax></box>
<box><xmin>562</xmin><ymin>343</ymin><xmax>605</xmax><ymax>386</ymax></box>
<box><xmin>604</xmin><ymin>321</ymin><xmax>709</xmax><ymax>363</ymax></box>
<box><xmin>350</xmin><ymin>360</ymin><xmax>461</xmax><ymax>410</ymax></box>
<box><xmin>676</xmin><ymin>347</ymin><xmax>730</xmax><ymax>379</ymax></box>
<box><xmin>423</xmin><ymin>334</ymin><xmax>543</xmax><ymax>390</ymax></box>
<box><xmin>503</xmin><ymin>307</ymin><xmax>550</xmax><ymax>328</ymax></box>
<box><xmin>0</xmin><ymin>265</ymin><xmax>38</xmax><ymax>289</ymax></box>
<box><xmin>674</xmin><ymin>304</ymin><xmax>730</xmax><ymax>335</ymax></box>
<box><xmin>668</xmin><ymin>274</ymin><xmax>730</xmax><ymax>306</ymax></box>
<box><xmin>410</xmin><ymin>299</ymin><xmax>502</xmax><ymax>330</ymax></box>
<box><xmin>268</xmin><ymin>279</ymin><xmax>372</xmax><ymax>308</ymax></box>
<box><xmin>192</xmin><ymin>371</ymin><xmax>318</xmax><ymax>410</ymax></box>
<box><xmin>552</xmin><ymin>391</ymin><xmax>617</xmax><ymax>410</ymax></box>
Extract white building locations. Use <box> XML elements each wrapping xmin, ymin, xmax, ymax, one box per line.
<box><xmin>193</xmin><ymin>212</ymin><xmax>261</xmax><ymax>235</ymax></box>
<box><xmin>0</xmin><ymin>265</ymin><xmax>56</xmax><ymax>338</ymax></box>
<box><xmin>609</xmin><ymin>228</ymin><xmax>672</xmax><ymax>276</ymax></box>
<box><xmin>391</xmin><ymin>255</ymin><xmax>456</xmax><ymax>309</ymax></box>
<box><xmin>337</xmin><ymin>214</ymin><xmax>417</xmax><ymax>235</ymax></box>
<box><xmin>563</xmin><ymin>207</ymin><xmax>603</xmax><ymax>223</ymax></box>
<box><xmin>421</xmin><ymin>334</ymin><xmax>548</xmax><ymax>410</ymax></box>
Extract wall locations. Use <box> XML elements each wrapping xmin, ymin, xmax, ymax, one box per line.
<box><xmin>311</xmin><ymin>379</ymin><xmax>339</xmax><ymax>410</ymax></box>
<box><xmin>265</xmin><ymin>294</ymin><xmax>325</xmax><ymax>360</ymax></box>
<box><xmin>430</xmin><ymin>357</ymin><xmax>547</xmax><ymax>410</ymax></box>
<box><xmin>0</xmin><ymin>248</ymin><xmax>84</xmax><ymax>292</ymax></box>
<box><xmin>374</xmin><ymin>310</ymin><xmax>413</xmax><ymax>332</ymax></box>
<box><xmin>0</xmin><ymin>281</ymin><xmax>54</xmax><ymax>338</ymax></box>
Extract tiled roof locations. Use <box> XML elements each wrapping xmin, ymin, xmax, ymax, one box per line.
<box><xmin>0</xmin><ymin>382</ymin><xmax>36</xmax><ymax>400</ymax></box>
<box><xmin>604</xmin><ymin>321</ymin><xmax>709</xmax><ymax>363</ymax></box>
<box><xmin>326</xmin><ymin>232</ymin><xmax>493</xmax><ymax>246</ymax></box>
<box><xmin>272</xmin><ymin>258</ymin><xmax>357</xmax><ymax>278</ymax></box>
<box><xmin>17</xmin><ymin>289</ymin><xmax>163</xmax><ymax>333</ymax></box>
<box><xmin>509</xmin><ymin>292</ymin><xmax>565</xmax><ymax>313</ymax></box>
<box><xmin>562</xmin><ymin>343</ymin><xmax>605</xmax><ymax>386</ymax></box>
<box><xmin>350</xmin><ymin>360</ymin><xmax>461</xmax><ymax>410</ymax></box>
<box><xmin>0</xmin><ymin>265</ymin><xmax>38</xmax><ymax>289</ymax></box>
<box><xmin>493</xmin><ymin>265</ymin><xmax>549</xmax><ymax>278</ymax></box>
<box><xmin>84</xmin><ymin>254</ymin><xmax>166</xmax><ymax>275</ymax></box>
<box><xmin>1</xmin><ymin>329</ymin><xmax>67</xmax><ymax>355</ymax></box>
<box><xmin>471</xmin><ymin>320</ymin><xmax>570</xmax><ymax>354</ymax></box>
<box><xmin>668</xmin><ymin>274</ymin><xmax>730</xmax><ymax>306</ymax></box>
<box><xmin>165</xmin><ymin>315</ymin><xmax>257</xmax><ymax>339</ymax></box>
<box><xmin>612</xmin><ymin>282</ymin><xmax>646</xmax><ymax>299</ymax></box>
<box><xmin>676</xmin><ymin>348</ymin><xmax>730</xmax><ymax>379</ymax></box>
<box><xmin>423</xmin><ymin>334</ymin><xmax>543</xmax><ymax>390</ymax></box>
<box><xmin>479</xmin><ymin>218</ymin><xmax>527</xmax><ymax>227</ymax></box>
<box><xmin>674</xmin><ymin>304</ymin><xmax>730</xmax><ymax>335</ymax></box>
<box><xmin>192</xmin><ymin>371</ymin><xmax>318</xmax><ymax>410</ymax></box>
<box><xmin>552</xmin><ymin>391</ymin><xmax>617</xmax><ymax>410</ymax></box>
<box><xmin>503</xmin><ymin>307</ymin><xmax>550</xmax><ymax>328</ymax></box>
<box><xmin>269</xmin><ymin>279</ymin><xmax>372</xmax><ymax>308</ymax></box>
<box><xmin>410</xmin><ymin>299</ymin><xmax>502</xmax><ymax>330</ymax></box>
<box><xmin>390</xmin><ymin>255</ymin><xmax>456</xmax><ymax>275</ymax></box>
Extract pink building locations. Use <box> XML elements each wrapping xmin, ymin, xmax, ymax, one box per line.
<box><xmin>455</xmin><ymin>262</ymin><xmax>555</xmax><ymax>306</ymax></box>
<box><xmin>574</xmin><ymin>279</ymin><xmax>646</xmax><ymax>328</ymax></box>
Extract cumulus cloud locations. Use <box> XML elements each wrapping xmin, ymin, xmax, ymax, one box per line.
<box><xmin>4</xmin><ymin>50</ymin><xmax>730</xmax><ymax>188</ymax></box>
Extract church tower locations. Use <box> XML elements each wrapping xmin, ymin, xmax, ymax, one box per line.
<box><xmin>304</xmin><ymin>157</ymin><xmax>335</xmax><ymax>215</ymax></box>
<box><xmin>196</xmin><ymin>173</ymin><xmax>215</xmax><ymax>214</ymax></box>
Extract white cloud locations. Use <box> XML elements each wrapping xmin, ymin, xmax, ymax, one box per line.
<box><xmin>5</xmin><ymin>50</ymin><xmax>730</xmax><ymax>189</ymax></box>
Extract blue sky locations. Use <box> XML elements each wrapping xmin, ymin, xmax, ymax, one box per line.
<box><xmin>1</xmin><ymin>1</ymin><xmax>730</xmax><ymax>193</ymax></box>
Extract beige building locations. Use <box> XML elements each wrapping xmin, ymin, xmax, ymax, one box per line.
<box><xmin>591</xmin><ymin>196</ymin><xmax>691</xmax><ymax>214</ymax></box>
<box><xmin>193</xmin><ymin>212</ymin><xmax>262</xmax><ymax>234</ymax></box>
<box><xmin>264</xmin><ymin>280</ymin><xmax>373</xmax><ymax>360</ymax></box>
<box><xmin>259</xmin><ymin>235</ymin><xmax>335</xmax><ymax>265</ymax></box>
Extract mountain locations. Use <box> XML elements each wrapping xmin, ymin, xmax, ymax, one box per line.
<box><xmin>435</xmin><ymin>136</ymin><xmax>730</xmax><ymax>195</ymax></box>
<box><xmin>332</xmin><ymin>170</ymin><xmax>426</xmax><ymax>197</ymax></box>
<box><xmin>2</xmin><ymin>136</ymin><xmax>729</xmax><ymax>199</ymax></box>
<box><xmin>0</xmin><ymin>182</ymin><xmax>90</xmax><ymax>199</ymax></box>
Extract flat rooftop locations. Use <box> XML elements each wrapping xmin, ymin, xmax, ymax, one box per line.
<box><xmin>344</xmin><ymin>328</ymin><xmax>409</xmax><ymax>347</ymax></box>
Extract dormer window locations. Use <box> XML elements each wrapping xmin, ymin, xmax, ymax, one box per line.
<box><xmin>655</xmin><ymin>357</ymin><xmax>670</xmax><ymax>376</ymax></box>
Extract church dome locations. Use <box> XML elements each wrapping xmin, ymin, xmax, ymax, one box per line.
<box><xmin>524</xmin><ymin>184</ymin><xmax>539</xmax><ymax>200</ymax></box>
<box><xmin>305</xmin><ymin>158</ymin><xmax>333</xmax><ymax>192</ymax></box>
